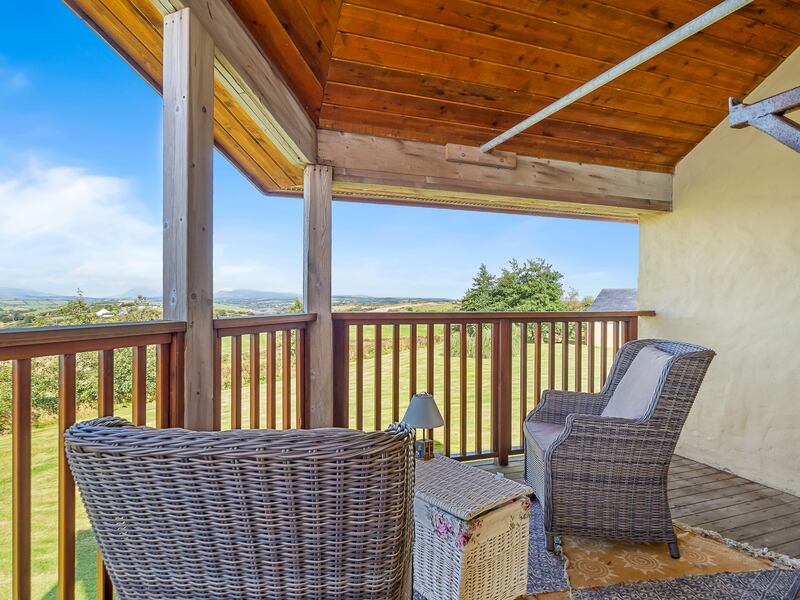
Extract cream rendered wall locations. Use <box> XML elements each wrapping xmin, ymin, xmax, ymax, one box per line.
<box><xmin>638</xmin><ymin>47</ymin><xmax>800</xmax><ymax>495</ymax></box>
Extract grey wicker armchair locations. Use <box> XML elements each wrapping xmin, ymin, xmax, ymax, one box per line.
<box><xmin>524</xmin><ymin>339</ymin><xmax>715</xmax><ymax>559</ymax></box>
<box><xmin>65</xmin><ymin>417</ymin><xmax>415</xmax><ymax>599</ymax></box>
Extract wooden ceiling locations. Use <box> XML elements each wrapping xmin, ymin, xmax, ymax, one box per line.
<box><xmin>227</xmin><ymin>0</ymin><xmax>800</xmax><ymax>173</ymax></box>
<box><xmin>67</xmin><ymin>0</ymin><xmax>800</xmax><ymax>184</ymax></box>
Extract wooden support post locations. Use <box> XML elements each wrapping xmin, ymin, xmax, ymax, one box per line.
<box><xmin>304</xmin><ymin>165</ymin><xmax>334</xmax><ymax>427</ymax></box>
<box><xmin>163</xmin><ymin>8</ymin><xmax>215</xmax><ymax>430</ymax></box>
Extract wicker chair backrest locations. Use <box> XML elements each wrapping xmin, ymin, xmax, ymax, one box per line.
<box><xmin>65</xmin><ymin>417</ymin><xmax>415</xmax><ymax>600</ymax></box>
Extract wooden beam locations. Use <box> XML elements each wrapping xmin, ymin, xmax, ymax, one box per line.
<box><xmin>303</xmin><ymin>165</ymin><xmax>334</xmax><ymax>428</ymax></box>
<box><xmin>160</xmin><ymin>0</ymin><xmax>316</xmax><ymax>165</ymax></box>
<box><xmin>318</xmin><ymin>130</ymin><xmax>672</xmax><ymax>222</ymax></box>
<box><xmin>163</xmin><ymin>8</ymin><xmax>215</xmax><ymax>431</ymax></box>
<box><xmin>729</xmin><ymin>87</ymin><xmax>800</xmax><ymax>152</ymax></box>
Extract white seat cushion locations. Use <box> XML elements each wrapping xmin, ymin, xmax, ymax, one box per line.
<box><xmin>523</xmin><ymin>421</ymin><xmax>564</xmax><ymax>460</ymax></box>
<box><xmin>602</xmin><ymin>346</ymin><xmax>673</xmax><ymax>420</ymax></box>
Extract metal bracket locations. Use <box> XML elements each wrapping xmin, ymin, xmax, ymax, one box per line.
<box><xmin>729</xmin><ymin>86</ymin><xmax>800</xmax><ymax>152</ymax></box>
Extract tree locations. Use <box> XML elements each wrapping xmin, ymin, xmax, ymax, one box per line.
<box><xmin>460</xmin><ymin>264</ymin><xmax>497</xmax><ymax>311</ymax></box>
<box><xmin>287</xmin><ymin>298</ymin><xmax>304</xmax><ymax>313</ymax></box>
<box><xmin>460</xmin><ymin>259</ymin><xmax>566</xmax><ymax>312</ymax></box>
<box><xmin>37</xmin><ymin>289</ymin><xmax>96</xmax><ymax>325</ymax></box>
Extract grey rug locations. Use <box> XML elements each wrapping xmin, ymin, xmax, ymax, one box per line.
<box><xmin>573</xmin><ymin>568</ymin><xmax>800</xmax><ymax>600</ymax></box>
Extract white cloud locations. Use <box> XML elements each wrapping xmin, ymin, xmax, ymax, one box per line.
<box><xmin>0</xmin><ymin>62</ymin><xmax>29</xmax><ymax>92</ymax></box>
<box><xmin>0</xmin><ymin>161</ymin><xmax>162</xmax><ymax>296</ymax></box>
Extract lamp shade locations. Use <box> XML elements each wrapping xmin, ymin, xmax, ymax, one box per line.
<box><xmin>402</xmin><ymin>393</ymin><xmax>444</xmax><ymax>429</ymax></box>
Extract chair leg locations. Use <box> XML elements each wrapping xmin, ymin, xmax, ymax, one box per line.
<box><xmin>668</xmin><ymin>540</ymin><xmax>680</xmax><ymax>559</ymax></box>
<box><xmin>546</xmin><ymin>533</ymin><xmax>555</xmax><ymax>552</ymax></box>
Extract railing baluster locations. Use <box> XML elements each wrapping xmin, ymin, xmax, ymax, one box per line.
<box><xmin>443</xmin><ymin>324</ymin><xmax>451</xmax><ymax>456</ymax></box>
<box><xmin>409</xmin><ymin>323</ymin><xmax>417</xmax><ymax>394</ymax></box>
<box><xmin>156</xmin><ymin>343</ymin><xmax>170</xmax><ymax>428</ymax></box>
<box><xmin>575</xmin><ymin>322</ymin><xmax>583</xmax><ymax>393</ymax></box>
<box><xmin>600</xmin><ymin>321</ymin><xmax>609</xmax><ymax>387</ymax></box>
<box><xmin>587</xmin><ymin>321</ymin><xmax>595</xmax><ymax>393</ymax></box>
<box><xmin>392</xmin><ymin>324</ymin><xmax>400</xmax><ymax>422</ymax></box>
<box><xmin>296</xmin><ymin>328</ymin><xmax>305</xmax><ymax>429</ymax></box>
<box><xmin>282</xmin><ymin>330</ymin><xmax>292</xmax><ymax>429</ymax></box>
<box><xmin>213</xmin><ymin>336</ymin><xmax>222</xmax><ymax>430</ymax></box>
<box><xmin>267</xmin><ymin>331</ymin><xmax>277</xmax><ymax>429</ymax></box>
<box><xmin>613</xmin><ymin>320</ymin><xmax>621</xmax><ymax>356</ymax></box>
<box><xmin>250</xmin><ymin>333</ymin><xmax>260</xmax><ymax>429</ymax></box>
<box><xmin>561</xmin><ymin>321</ymin><xmax>569</xmax><ymax>391</ymax></box>
<box><xmin>374</xmin><ymin>324</ymin><xmax>382</xmax><ymax>431</ymax></box>
<box><xmin>58</xmin><ymin>354</ymin><xmax>77</xmax><ymax>600</ymax></box>
<box><xmin>355</xmin><ymin>324</ymin><xmax>363</xmax><ymax>430</ymax></box>
<box><xmin>519</xmin><ymin>323</ymin><xmax>527</xmax><ymax>442</ymax></box>
<box><xmin>12</xmin><ymin>358</ymin><xmax>32</xmax><ymax>600</ymax></box>
<box><xmin>475</xmin><ymin>323</ymin><xmax>483</xmax><ymax>455</ymax></box>
<box><xmin>231</xmin><ymin>335</ymin><xmax>242</xmax><ymax>429</ymax></box>
<box><xmin>332</xmin><ymin>322</ymin><xmax>349</xmax><ymax>428</ymax></box>
<box><xmin>97</xmin><ymin>349</ymin><xmax>114</xmax><ymax>600</ymax></box>
<box><xmin>169</xmin><ymin>333</ymin><xmax>185</xmax><ymax>428</ymax></box>
<box><xmin>426</xmin><ymin>323</ymin><xmax>435</xmax><ymax>440</ymax></box>
<box><xmin>132</xmin><ymin>345</ymin><xmax>147</xmax><ymax>426</ymax></box>
<box><xmin>459</xmin><ymin>324</ymin><xmax>467</xmax><ymax>457</ymax></box>
<box><xmin>548</xmin><ymin>322</ymin><xmax>556</xmax><ymax>391</ymax></box>
<box><xmin>534</xmin><ymin>322</ymin><xmax>542</xmax><ymax>406</ymax></box>
<box><xmin>495</xmin><ymin>320</ymin><xmax>512</xmax><ymax>466</ymax></box>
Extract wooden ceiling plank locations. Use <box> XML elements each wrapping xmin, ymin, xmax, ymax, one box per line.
<box><xmin>476</xmin><ymin>0</ymin><xmax>782</xmax><ymax>73</ymax></box>
<box><xmin>226</xmin><ymin>0</ymin><xmax>324</xmax><ymax>118</ymax></box>
<box><xmin>332</xmin><ymin>34</ymin><xmax>725</xmax><ymax>126</ymax></box>
<box><xmin>215</xmin><ymin>84</ymin><xmax>302</xmax><ymax>188</ymax></box>
<box><xmin>327</xmin><ymin>59</ymin><xmax>713</xmax><ymax>142</ymax></box>
<box><xmin>214</xmin><ymin>122</ymin><xmax>281</xmax><ymax>193</ymax></box>
<box><xmin>254</xmin><ymin>0</ymin><xmax>332</xmax><ymax>83</ymax></box>
<box><xmin>174</xmin><ymin>0</ymin><xmax>318</xmax><ymax>164</ymax></box>
<box><xmin>593</xmin><ymin>0</ymin><xmax>800</xmax><ymax>56</ymax></box>
<box><xmin>297</xmin><ymin>0</ymin><xmax>343</xmax><ymax>53</ymax></box>
<box><xmin>318</xmin><ymin>130</ymin><xmax>673</xmax><ymax>215</ymax></box>
<box><xmin>320</xmin><ymin>105</ymin><xmax>678</xmax><ymax>171</ymax></box>
<box><xmin>345</xmin><ymin>0</ymin><xmax>770</xmax><ymax>86</ymax></box>
<box><xmin>337</xmin><ymin>5</ymin><xmax>751</xmax><ymax>109</ymax></box>
<box><xmin>693</xmin><ymin>0</ymin><xmax>800</xmax><ymax>34</ymax></box>
<box><xmin>323</xmin><ymin>82</ymin><xmax>696</xmax><ymax>157</ymax></box>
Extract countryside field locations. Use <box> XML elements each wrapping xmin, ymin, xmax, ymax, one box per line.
<box><xmin>0</xmin><ymin>326</ymin><xmax>614</xmax><ymax>598</ymax></box>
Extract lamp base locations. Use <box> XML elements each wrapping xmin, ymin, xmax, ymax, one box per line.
<box><xmin>415</xmin><ymin>439</ymin><xmax>435</xmax><ymax>461</ymax></box>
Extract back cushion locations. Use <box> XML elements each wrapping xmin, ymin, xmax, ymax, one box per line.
<box><xmin>602</xmin><ymin>346</ymin><xmax>673</xmax><ymax>420</ymax></box>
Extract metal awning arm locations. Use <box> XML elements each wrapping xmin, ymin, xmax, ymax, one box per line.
<box><xmin>729</xmin><ymin>86</ymin><xmax>800</xmax><ymax>152</ymax></box>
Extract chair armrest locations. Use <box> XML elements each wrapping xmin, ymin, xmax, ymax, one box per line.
<box><xmin>527</xmin><ymin>390</ymin><xmax>609</xmax><ymax>425</ymax></box>
<box><xmin>550</xmin><ymin>413</ymin><xmax>644</xmax><ymax>459</ymax></box>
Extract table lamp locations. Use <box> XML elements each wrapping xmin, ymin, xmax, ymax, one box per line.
<box><xmin>402</xmin><ymin>393</ymin><xmax>444</xmax><ymax>460</ymax></box>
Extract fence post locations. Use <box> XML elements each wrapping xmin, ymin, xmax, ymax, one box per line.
<box><xmin>493</xmin><ymin>320</ymin><xmax>513</xmax><ymax>466</ymax></box>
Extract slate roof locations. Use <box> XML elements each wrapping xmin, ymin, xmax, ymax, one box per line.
<box><xmin>587</xmin><ymin>288</ymin><xmax>638</xmax><ymax>312</ymax></box>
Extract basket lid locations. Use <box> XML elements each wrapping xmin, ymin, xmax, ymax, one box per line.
<box><xmin>415</xmin><ymin>456</ymin><xmax>532</xmax><ymax>520</ymax></box>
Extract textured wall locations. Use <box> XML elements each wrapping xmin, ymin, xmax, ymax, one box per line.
<box><xmin>639</xmin><ymin>48</ymin><xmax>800</xmax><ymax>495</ymax></box>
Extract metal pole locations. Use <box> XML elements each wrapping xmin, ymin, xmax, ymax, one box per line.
<box><xmin>480</xmin><ymin>0</ymin><xmax>754</xmax><ymax>153</ymax></box>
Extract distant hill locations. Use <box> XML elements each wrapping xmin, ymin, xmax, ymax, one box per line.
<box><xmin>119</xmin><ymin>287</ymin><xmax>161</xmax><ymax>299</ymax></box>
<box><xmin>0</xmin><ymin>287</ymin><xmax>71</xmax><ymax>300</ymax></box>
<box><xmin>216</xmin><ymin>289</ymin><xmax>299</xmax><ymax>301</ymax></box>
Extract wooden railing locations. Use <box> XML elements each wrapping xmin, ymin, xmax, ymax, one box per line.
<box><xmin>213</xmin><ymin>314</ymin><xmax>315</xmax><ymax>431</ymax></box>
<box><xmin>0</xmin><ymin>320</ymin><xmax>186</xmax><ymax>600</ymax></box>
<box><xmin>332</xmin><ymin>311</ymin><xmax>653</xmax><ymax>464</ymax></box>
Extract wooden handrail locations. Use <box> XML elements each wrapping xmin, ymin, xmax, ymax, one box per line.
<box><xmin>332</xmin><ymin>310</ymin><xmax>655</xmax><ymax>323</ymax></box>
<box><xmin>0</xmin><ymin>321</ymin><xmax>187</xmax><ymax>361</ymax></box>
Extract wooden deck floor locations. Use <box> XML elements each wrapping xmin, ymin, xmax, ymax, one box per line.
<box><xmin>480</xmin><ymin>454</ymin><xmax>800</xmax><ymax>558</ymax></box>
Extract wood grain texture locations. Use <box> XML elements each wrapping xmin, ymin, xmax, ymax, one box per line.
<box><xmin>318</xmin><ymin>130</ymin><xmax>671</xmax><ymax>221</ymax></box>
<box><xmin>303</xmin><ymin>165</ymin><xmax>334</xmax><ymax>427</ymax></box>
<box><xmin>163</xmin><ymin>8</ymin><xmax>215</xmax><ymax>431</ymax></box>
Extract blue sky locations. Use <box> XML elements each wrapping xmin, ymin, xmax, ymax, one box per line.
<box><xmin>0</xmin><ymin>1</ymin><xmax>638</xmax><ymax>300</ymax></box>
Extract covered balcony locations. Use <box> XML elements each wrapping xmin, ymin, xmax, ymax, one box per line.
<box><xmin>2</xmin><ymin>0</ymin><xmax>799</xmax><ymax>598</ymax></box>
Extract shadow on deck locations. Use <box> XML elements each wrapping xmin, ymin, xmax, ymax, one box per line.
<box><xmin>479</xmin><ymin>454</ymin><xmax>800</xmax><ymax>558</ymax></box>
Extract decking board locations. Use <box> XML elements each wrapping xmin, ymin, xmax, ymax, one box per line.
<box><xmin>479</xmin><ymin>454</ymin><xmax>800</xmax><ymax>558</ymax></box>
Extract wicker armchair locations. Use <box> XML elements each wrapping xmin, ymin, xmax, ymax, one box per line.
<box><xmin>524</xmin><ymin>339</ymin><xmax>715</xmax><ymax>558</ymax></box>
<box><xmin>65</xmin><ymin>417</ymin><xmax>415</xmax><ymax>599</ymax></box>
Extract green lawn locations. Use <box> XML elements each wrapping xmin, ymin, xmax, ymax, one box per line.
<box><xmin>0</xmin><ymin>324</ymin><xmax>615</xmax><ymax>598</ymax></box>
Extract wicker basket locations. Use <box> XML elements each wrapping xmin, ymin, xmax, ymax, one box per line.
<box><xmin>413</xmin><ymin>456</ymin><xmax>533</xmax><ymax>600</ymax></box>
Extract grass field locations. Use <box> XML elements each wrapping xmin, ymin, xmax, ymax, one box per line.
<box><xmin>0</xmin><ymin>326</ymin><xmax>614</xmax><ymax>598</ymax></box>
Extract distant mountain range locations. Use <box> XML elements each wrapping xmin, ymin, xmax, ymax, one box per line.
<box><xmin>0</xmin><ymin>287</ymin><xmax>452</xmax><ymax>302</ymax></box>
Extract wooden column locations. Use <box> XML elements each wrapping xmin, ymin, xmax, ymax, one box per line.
<box><xmin>163</xmin><ymin>8</ymin><xmax>215</xmax><ymax>430</ymax></box>
<box><xmin>304</xmin><ymin>165</ymin><xmax>334</xmax><ymax>428</ymax></box>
